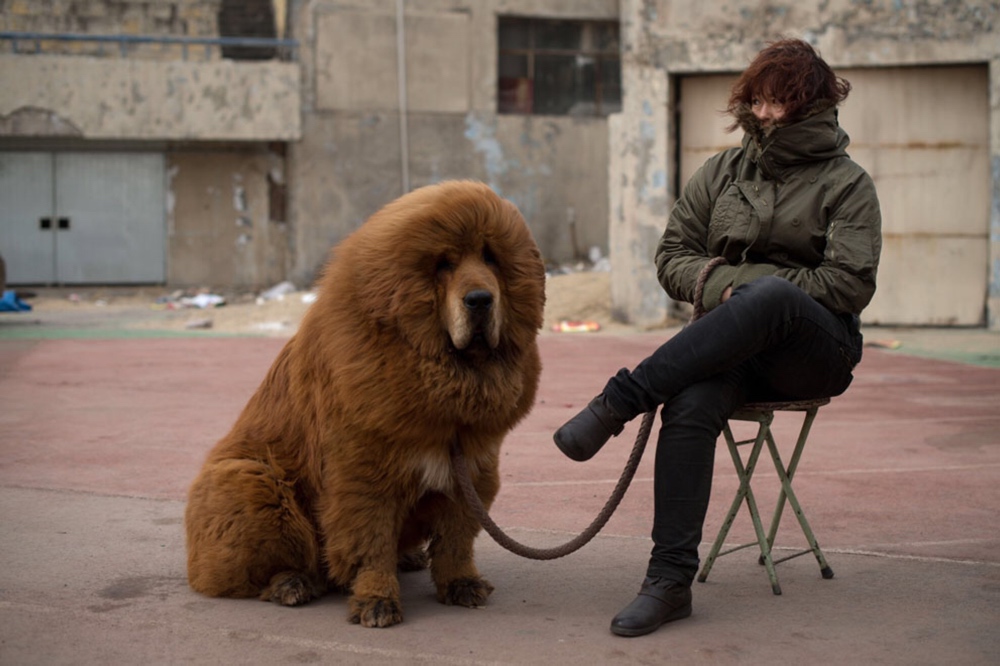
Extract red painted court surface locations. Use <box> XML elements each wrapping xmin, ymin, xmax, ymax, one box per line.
<box><xmin>1</xmin><ymin>332</ymin><xmax>998</xmax><ymax>664</ymax></box>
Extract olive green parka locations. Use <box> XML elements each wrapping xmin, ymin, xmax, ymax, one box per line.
<box><xmin>655</xmin><ymin>105</ymin><xmax>882</xmax><ymax>316</ymax></box>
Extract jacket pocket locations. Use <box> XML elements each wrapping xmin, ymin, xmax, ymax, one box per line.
<box><xmin>708</xmin><ymin>182</ymin><xmax>754</xmax><ymax>258</ymax></box>
<box><xmin>827</xmin><ymin>217</ymin><xmax>877</xmax><ymax>275</ymax></box>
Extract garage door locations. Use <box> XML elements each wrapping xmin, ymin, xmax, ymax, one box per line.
<box><xmin>677</xmin><ymin>65</ymin><xmax>990</xmax><ymax>326</ymax></box>
<box><xmin>0</xmin><ymin>151</ymin><xmax>166</xmax><ymax>285</ymax></box>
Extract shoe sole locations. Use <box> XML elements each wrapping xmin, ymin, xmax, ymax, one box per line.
<box><xmin>609</xmin><ymin>603</ymin><xmax>692</xmax><ymax>637</ymax></box>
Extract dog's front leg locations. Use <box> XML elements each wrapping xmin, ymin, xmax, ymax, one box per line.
<box><xmin>349</xmin><ymin>564</ymin><xmax>403</xmax><ymax>628</ymax></box>
<box><xmin>320</xmin><ymin>484</ymin><xmax>405</xmax><ymax>628</ymax></box>
<box><xmin>428</xmin><ymin>458</ymin><xmax>499</xmax><ymax>607</ymax></box>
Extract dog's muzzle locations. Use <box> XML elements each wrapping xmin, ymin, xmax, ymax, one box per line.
<box><xmin>449</xmin><ymin>288</ymin><xmax>501</xmax><ymax>351</ymax></box>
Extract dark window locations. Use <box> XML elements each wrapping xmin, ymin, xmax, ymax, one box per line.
<box><xmin>498</xmin><ymin>17</ymin><xmax>621</xmax><ymax>117</ymax></box>
<box><xmin>218</xmin><ymin>0</ymin><xmax>277</xmax><ymax>60</ymax></box>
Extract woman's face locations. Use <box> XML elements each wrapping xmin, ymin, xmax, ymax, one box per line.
<box><xmin>752</xmin><ymin>97</ymin><xmax>786</xmax><ymax>126</ymax></box>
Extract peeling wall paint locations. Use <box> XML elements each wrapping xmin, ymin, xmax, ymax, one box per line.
<box><xmin>0</xmin><ymin>106</ymin><xmax>83</xmax><ymax>136</ymax></box>
<box><xmin>167</xmin><ymin>150</ymin><xmax>286</xmax><ymax>288</ymax></box>
<box><xmin>461</xmin><ymin>112</ymin><xmax>605</xmax><ymax>262</ymax></box>
<box><xmin>464</xmin><ymin>113</ymin><xmax>511</xmax><ymax>196</ymax></box>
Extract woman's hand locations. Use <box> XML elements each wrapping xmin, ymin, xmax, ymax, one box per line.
<box><xmin>721</xmin><ymin>286</ymin><xmax>733</xmax><ymax>303</ymax></box>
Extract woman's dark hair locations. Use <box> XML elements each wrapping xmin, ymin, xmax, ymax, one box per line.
<box><xmin>726</xmin><ymin>38</ymin><xmax>851</xmax><ymax>127</ymax></box>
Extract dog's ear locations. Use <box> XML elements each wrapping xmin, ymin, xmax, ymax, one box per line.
<box><xmin>489</xmin><ymin>199</ymin><xmax>547</xmax><ymax>336</ymax></box>
<box><xmin>322</xmin><ymin>199</ymin><xmax>447</xmax><ymax>357</ymax></box>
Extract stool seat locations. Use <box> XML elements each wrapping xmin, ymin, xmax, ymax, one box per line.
<box><xmin>697</xmin><ymin>398</ymin><xmax>834</xmax><ymax>595</ymax></box>
<box><xmin>735</xmin><ymin>396</ymin><xmax>830</xmax><ymax>415</ymax></box>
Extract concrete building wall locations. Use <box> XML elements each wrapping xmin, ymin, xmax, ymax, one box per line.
<box><xmin>1</xmin><ymin>0</ymin><xmax>299</xmax><ymax>142</ymax></box>
<box><xmin>287</xmin><ymin>0</ymin><xmax>618</xmax><ymax>285</ymax></box>
<box><xmin>0</xmin><ymin>0</ymin><xmax>298</xmax><ymax>290</ymax></box>
<box><xmin>0</xmin><ymin>55</ymin><xmax>301</xmax><ymax>141</ymax></box>
<box><xmin>612</xmin><ymin>0</ymin><xmax>1000</xmax><ymax>330</ymax></box>
<box><xmin>0</xmin><ymin>0</ymin><xmax>222</xmax><ymax>55</ymax></box>
<box><xmin>168</xmin><ymin>148</ymin><xmax>289</xmax><ymax>288</ymax></box>
<box><xmin>4</xmin><ymin>0</ymin><xmax>996</xmax><ymax>328</ymax></box>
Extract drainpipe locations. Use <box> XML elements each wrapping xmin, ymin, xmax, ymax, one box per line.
<box><xmin>395</xmin><ymin>0</ymin><xmax>410</xmax><ymax>193</ymax></box>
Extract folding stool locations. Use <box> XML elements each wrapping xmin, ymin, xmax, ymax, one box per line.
<box><xmin>697</xmin><ymin>397</ymin><xmax>835</xmax><ymax>595</ymax></box>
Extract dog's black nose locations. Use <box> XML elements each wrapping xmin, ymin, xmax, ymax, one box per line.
<box><xmin>464</xmin><ymin>289</ymin><xmax>493</xmax><ymax>311</ymax></box>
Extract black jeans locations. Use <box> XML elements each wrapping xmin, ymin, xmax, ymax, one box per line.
<box><xmin>600</xmin><ymin>276</ymin><xmax>863</xmax><ymax>585</ymax></box>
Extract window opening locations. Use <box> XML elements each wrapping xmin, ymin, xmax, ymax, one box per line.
<box><xmin>218</xmin><ymin>0</ymin><xmax>278</xmax><ymax>60</ymax></box>
<box><xmin>498</xmin><ymin>17</ymin><xmax>621</xmax><ymax>116</ymax></box>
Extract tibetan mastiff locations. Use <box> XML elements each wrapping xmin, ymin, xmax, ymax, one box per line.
<box><xmin>185</xmin><ymin>181</ymin><xmax>545</xmax><ymax>627</ymax></box>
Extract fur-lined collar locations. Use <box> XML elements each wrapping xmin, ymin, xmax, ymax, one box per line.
<box><xmin>736</xmin><ymin>104</ymin><xmax>849</xmax><ymax>180</ymax></box>
<box><xmin>733</xmin><ymin>99</ymin><xmax>837</xmax><ymax>143</ymax></box>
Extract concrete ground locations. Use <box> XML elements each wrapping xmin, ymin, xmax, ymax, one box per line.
<box><xmin>1</xmin><ymin>314</ymin><xmax>998</xmax><ymax>664</ymax></box>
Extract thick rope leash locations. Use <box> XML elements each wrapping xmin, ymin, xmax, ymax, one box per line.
<box><xmin>450</xmin><ymin>410</ymin><xmax>655</xmax><ymax>560</ymax></box>
<box><xmin>692</xmin><ymin>256</ymin><xmax>730</xmax><ymax>322</ymax></box>
<box><xmin>450</xmin><ymin>257</ymin><xmax>728</xmax><ymax>560</ymax></box>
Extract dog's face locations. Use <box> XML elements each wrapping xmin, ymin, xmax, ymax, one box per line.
<box><xmin>334</xmin><ymin>181</ymin><xmax>545</xmax><ymax>362</ymax></box>
<box><xmin>437</xmin><ymin>245</ymin><xmax>503</xmax><ymax>352</ymax></box>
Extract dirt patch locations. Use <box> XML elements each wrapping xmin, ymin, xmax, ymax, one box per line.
<box><xmin>11</xmin><ymin>271</ymin><xmax>675</xmax><ymax>337</ymax></box>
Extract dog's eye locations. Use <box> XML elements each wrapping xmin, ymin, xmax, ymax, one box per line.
<box><xmin>436</xmin><ymin>257</ymin><xmax>454</xmax><ymax>273</ymax></box>
<box><xmin>482</xmin><ymin>246</ymin><xmax>497</xmax><ymax>266</ymax></box>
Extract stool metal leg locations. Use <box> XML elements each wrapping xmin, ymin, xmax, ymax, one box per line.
<box><xmin>761</xmin><ymin>406</ymin><xmax>817</xmax><ymax>553</ymax></box>
<box><xmin>763</xmin><ymin>409</ymin><xmax>834</xmax><ymax>579</ymax></box>
<box><xmin>696</xmin><ymin>422</ymin><xmax>746</xmax><ymax>585</ymax></box>
<box><xmin>698</xmin><ymin>413</ymin><xmax>783</xmax><ymax>595</ymax></box>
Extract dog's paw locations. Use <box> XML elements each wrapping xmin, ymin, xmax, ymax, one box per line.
<box><xmin>260</xmin><ymin>571</ymin><xmax>323</xmax><ymax>607</ymax></box>
<box><xmin>348</xmin><ymin>595</ymin><xmax>404</xmax><ymax>628</ymax></box>
<box><xmin>438</xmin><ymin>576</ymin><xmax>495</xmax><ymax>608</ymax></box>
<box><xmin>397</xmin><ymin>547</ymin><xmax>430</xmax><ymax>572</ymax></box>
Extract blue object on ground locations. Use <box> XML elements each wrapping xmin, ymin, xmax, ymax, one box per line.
<box><xmin>0</xmin><ymin>290</ymin><xmax>32</xmax><ymax>312</ymax></box>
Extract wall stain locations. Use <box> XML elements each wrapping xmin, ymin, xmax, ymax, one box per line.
<box><xmin>0</xmin><ymin>106</ymin><xmax>83</xmax><ymax>136</ymax></box>
<box><xmin>463</xmin><ymin>112</ymin><xmax>510</xmax><ymax>195</ymax></box>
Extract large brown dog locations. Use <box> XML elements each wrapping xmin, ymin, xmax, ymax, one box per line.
<box><xmin>185</xmin><ymin>181</ymin><xmax>545</xmax><ymax>627</ymax></box>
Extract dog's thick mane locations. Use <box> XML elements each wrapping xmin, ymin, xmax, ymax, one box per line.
<box><xmin>338</xmin><ymin>181</ymin><xmax>543</xmax><ymax>350</ymax></box>
<box><xmin>287</xmin><ymin>181</ymin><xmax>544</xmax><ymax>438</ymax></box>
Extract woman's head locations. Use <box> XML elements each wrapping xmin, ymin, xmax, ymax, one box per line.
<box><xmin>726</xmin><ymin>39</ymin><xmax>851</xmax><ymax>130</ymax></box>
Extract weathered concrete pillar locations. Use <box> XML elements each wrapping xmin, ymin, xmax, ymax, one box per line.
<box><xmin>608</xmin><ymin>64</ymin><xmax>670</xmax><ymax>328</ymax></box>
<box><xmin>989</xmin><ymin>59</ymin><xmax>1000</xmax><ymax>331</ymax></box>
